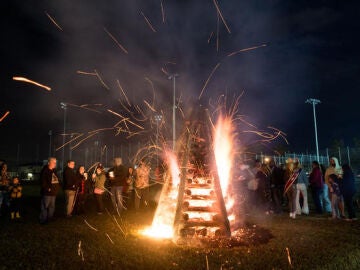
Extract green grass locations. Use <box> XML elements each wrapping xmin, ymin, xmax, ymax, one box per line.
<box><xmin>0</xmin><ymin>183</ymin><xmax>360</xmax><ymax>270</ymax></box>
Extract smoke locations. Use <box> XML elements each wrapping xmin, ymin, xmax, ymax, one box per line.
<box><xmin>1</xmin><ymin>0</ymin><xmax>356</xmax><ymax>164</ymax></box>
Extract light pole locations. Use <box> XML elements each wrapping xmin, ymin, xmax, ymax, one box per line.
<box><xmin>154</xmin><ymin>114</ymin><xmax>163</xmax><ymax>147</ymax></box>
<box><xmin>60</xmin><ymin>102</ymin><xmax>67</xmax><ymax>172</ymax></box>
<box><xmin>168</xmin><ymin>74</ymin><xmax>179</xmax><ymax>150</ymax></box>
<box><xmin>306</xmin><ymin>98</ymin><xmax>321</xmax><ymax>162</ymax></box>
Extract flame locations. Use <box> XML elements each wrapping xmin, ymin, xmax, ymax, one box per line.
<box><xmin>214</xmin><ymin>116</ymin><xmax>234</xmax><ymax>198</ymax></box>
<box><xmin>141</xmin><ymin>151</ymin><xmax>180</xmax><ymax>239</ymax></box>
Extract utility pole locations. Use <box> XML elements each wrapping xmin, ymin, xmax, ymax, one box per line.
<box><xmin>306</xmin><ymin>98</ymin><xmax>321</xmax><ymax>162</ymax></box>
<box><xmin>168</xmin><ymin>74</ymin><xmax>179</xmax><ymax>151</ymax></box>
<box><xmin>60</xmin><ymin>102</ymin><xmax>67</xmax><ymax>172</ymax></box>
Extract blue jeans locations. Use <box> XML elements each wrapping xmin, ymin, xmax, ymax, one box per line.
<box><xmin>111</xmin><ymin>186</ymin><xmax>124</xmax><ymax>212</ymax></box>
<box><xmin>320</xmin><ymin>184</ymin><xmax>332</xmax><ymax>213</ymax></box>
<box><xmin>40</xmin><ymin>195</ymin><xmax>56</xmax><ymax>223</ymax></box>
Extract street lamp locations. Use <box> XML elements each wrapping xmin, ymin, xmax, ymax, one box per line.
<box><xmin>306</xmin><ymin>98</ymin><xmax>321</xmax><ymax>162</ymax></box>
<box><xmin>168</xmin><ymin>74</ymin><xmax>179</xmax><ymax>150</ymax></box>
<box><xmin>60</xmin><ymin>102</ymin><xmax>67</xmax><ymax>172</ymax></box>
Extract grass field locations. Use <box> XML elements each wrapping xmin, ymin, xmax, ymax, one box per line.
<box><xmin>0</xmin><ymin>183</ymin><xmax>360</xmax><ymax>270</ymax></box>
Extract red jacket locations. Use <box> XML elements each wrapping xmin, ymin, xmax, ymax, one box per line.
<box><xmin>309</xmin><ymin>167</ymin><xmax>324</xmax><ymax>189</ymax></box>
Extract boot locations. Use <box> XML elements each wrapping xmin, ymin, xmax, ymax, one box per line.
<box><xmin>11</xmin><ymin>212</ymin><xmax>15</xmax><ymax>220</ymax></box>
<box><xmin>16</xmin><ymin>212</ymin><xmax>21</xmax><ymax>219</ymax></box>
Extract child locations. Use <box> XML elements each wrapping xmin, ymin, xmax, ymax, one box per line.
<box><xmin>328</xmin><ymin>174</ymin><xmax>343</xmax><ymax>219</ymax></box>
<box><xmin>8</xmin><ymin>177</ymin><xmax>22</xmax><ymax>220</ymax></box>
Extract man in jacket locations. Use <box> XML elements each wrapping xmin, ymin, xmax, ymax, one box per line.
<box><xmin>39</xmin><ymin>157</ymin><xmax>60</xmax><ymax>224</ymax></box>
<box><xmin>63</xmin><ymin>160</ymin><xmax>78</xmax><ymax>217</ymax></box>
<box><xmin>108</xmin><ymin>157</ymin><xmax>129</xmax><ymax>213</ymax></box>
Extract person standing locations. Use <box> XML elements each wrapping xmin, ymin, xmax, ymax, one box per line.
<box><xmin>134</xmin><ymin>159</ymin><xmax>150</xmax><ymax>211</ymax></box>
<box><xmin>92</xmin><ymin>165</ymin><xmax>106</xmax><ymax>214</ymax></box>
<box><xmin>340</xmin><ymin>164</ymin><xmax>357</xmax><ymax>220</ymax></box>
<box><xmin>8</xmin><ymin>177</ymin><xmax>22</xmax><ymax>220</ymax></box>
<box><xmin>309</xmin><ymin>161</ymin><xmax>324</xmax><ymax>214</ymax></box>
<box><xmin>63</xmin><ymin>160</ymin><xmax>78</xmax><ymax>217</ymax></box>
<box><xmin>108</xmin><ymin>158</ymin><xmax>129</xmax><ymax>213</ymax></box>
<box><xmin>0</xmin><ymin>163</ymin><xmax>10</xmax><ymax>216</ymax></box>
<box><xmin>325</xmin><ymin>157</ymin><xmax>345</xmax><ymax>218</ymax></box>
<box><xmin>319</xmin><ymin>163</ymin><xmax>332</xmax><ymax>214</ymax></box>
<box><xmin>293</xmin><ymin>159</ymin><xmax>309</xmax><ymax>215</ymax></box>
<box><xmin>328</xmin><ymin>174</ymin><xmax>343</xmax><ymax>219</ymax></box>
<box><xmin>39</xmin><ymin>157</ymin><xmax>60</xmax><ymax>224</ymax></box>
<box><xmin>74</xmin><ymin>166</ymin><xmax>87</xmax><ymax>215</ymax></box>
<box><xmin>269</xmin><ymin>159</ymin><xmax>284</xmax><ymax>214</ymax></box>
<box><xmin>284</xmin><ymin>158</ymin><xmax>298</xmax><ymax>219</ymax></box>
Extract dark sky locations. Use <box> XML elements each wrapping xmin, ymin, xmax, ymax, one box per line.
<box><xmin>1</xmin><ymin>0</ymin><xmax>359</xmax><ymax>164</ymax></box>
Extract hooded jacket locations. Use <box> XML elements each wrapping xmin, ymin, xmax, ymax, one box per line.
<box><xmin>325</xmin><ymin>157</ymin><xmax>342</xmax><ymax>185</ymax></box>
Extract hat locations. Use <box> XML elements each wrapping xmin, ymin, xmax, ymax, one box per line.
<box><xmin>97</xmin><ymin>164</ymin><xmax>104</xmax><ymax>170</ymax></box>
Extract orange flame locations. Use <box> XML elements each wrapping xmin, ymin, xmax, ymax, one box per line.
<box><xmin>141</xmin><ymin>151</ymin><xmax>180</xmax><ymax>239</ymax></box>
<box><xmin>214</xmin><ymin>116</ymin><xmax>234</xmax><ymax>198</ymax></box>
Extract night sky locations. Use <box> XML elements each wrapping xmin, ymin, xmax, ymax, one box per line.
<box><xmin>1</xmin><ymin>0</ymin><xmax>359</xmax><ymax>164</ymax></box>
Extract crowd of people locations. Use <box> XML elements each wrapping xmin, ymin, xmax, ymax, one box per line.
<box><xmin>235</xmin><ymin>157</ymin><xmax>357</xmax><ymax>220</ymax></box>
<box><xmin>37</xmin><ymin>156</ymin><xmax>152</xmax><ymax>224</ymax></box>
<box><xmin>0</xmin><ymin>157</ymin><xmax>151</xmax><ymax>224</ymax></box>
<box><xmin>0</xmin><ymin>163</ymin><xmax>23</xmax><ymax>220</ymax></box>
<box><xmin>0</xmin><ymin>155</ymin><xmax>358</xmax><ymax>223</ymax></box>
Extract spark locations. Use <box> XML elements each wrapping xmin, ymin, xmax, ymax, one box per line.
<box><xmin>227</xmin><ymin>44</ymin><xmax>267</xmax><ymax>57</ymax></box>
<box><xmin>66</xmin><ymin>103</ymin><xmax>101</xmax><ymax>114</ymax></box>
<box><xmin>77</xmin><ymin>240</ymin><xmax>85</xmax><ymax>261</ymax></box>
<box><xmin>126</xmin><ymin>130</ymin><xmax>146</xmax><ymax>139</ymax></box>
<box><xmin>206</xmin><ymin>255</ymin><xmax>209</xmax><ymax>270</ymax></box>
<box><xmin>84</xmin><ymin>219</ymin><xmax>98</xmax><ymax>231</ymax></box>
<box><xmin>113</xmin><ymin>215</ymin><xmax>126</xmax><ymax>236</ymax></box>
<box><xmin>71</xmin><ymin>132</ymin><xmax>99</xmax><ymax>150</ymax></box>
<box><xmin>213</xmin><ymin>0</ymin><xmax>231</xmax><ymax>34</ymax></box>
<box><xmin>76</xmin><ymin>70</ymin><xmax>97</xmax><ymax>76</ymax></box>
<box><xmin>116</xmin><ymin>80</ymin><xmax>131</xmax><ymax>107</ymax></box>
<box><xmin>94</xmin><ymin>69</ymin><xmax>110</xmax><ymax>90</ymax></box>
<box><xmin>55</xmin><ymin>133</ymin><xmax>84</xmax><ymax>152</ymax></box>
<box><xmin>144</xmin><ymin>100</ymin><xmax>156</xmax><ymax>112</ymax></box>
<box><xmin>13</xmin><ymin>76</ymin><xmax>51</xmax><ymax>91</ymax></box>
<box><xmin>87</xmin><ymin>162</ymin><xmax>100</xmax><ymax>172</ymax></box>
<box><xmin>105</xmin><ymin>233</ymin><xmax>114</xmax><ymax>244</ymax></box>
<box><xmin>286</xmin><ymin>247</ymin><xmax>293</xmax><ymax>268</ymax></box>
<box><xmin>161</xmin><ymin>67</ymin><xmax>169</xmax><ymax>76</ymax></box>
<box><xmin>107</xmin><ymin>109</ymin><xmax>126</xmax><ymax>119</ymax></box>
<box><xmin>0</xmin><ymin>111</ymin><xmax>10</xmax><ymax>122</ymax></box>
<box><xmin>44</xmin><ymin>11</ymin><xmax>63</xmax><ymax>31</ymax></box>
<box><xmin>160</xmin><ymin>0</ymin><xmax>165</xmax><ymax>23</ymax></box>
<box><xmin>140</xmin><ymin>11</ymin><xmax>157</xmax><ymax>33</ymax></box>
<box><xmin>107</xmin><ymin>109</ymin><xmax>144</xmax><ymax>130</ymax></box>
<box><xmin>88</xmin><ymin>127</ymin><xmax>116</xmax><ymax>134</ymax></box>
<box><xmin>207</xmin><ymin>31</ymin><xmax>214</xmax><ymax>44</ymax></box>
<box><xmin>198</xmin><ymin>62</ymin><xmax>221</xmax><ymax>99</ymax></box>
<box><xmin>103</xmin><ymin>27</ymin><xmax>129</xmax><ymax>54</ymax></box>
<box><xmin>144</xmin><ymin>77</ymin><xmax>156</xmax><ymax>108</ymax></box>
<box><xmin>118</xmin><ymin>99</ymin><xmax>132</xmax><ymax>114</ymax></box>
